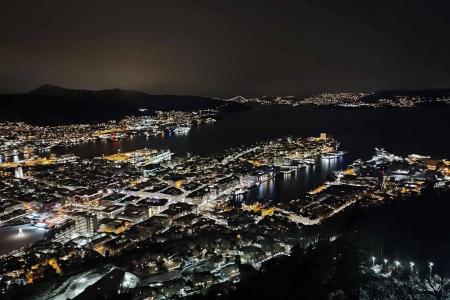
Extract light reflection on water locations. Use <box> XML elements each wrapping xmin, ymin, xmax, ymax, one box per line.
<box><xmin>243</xmin><ymin>156</ymin><xmax>346</xmax><ymax>203</ymax></box>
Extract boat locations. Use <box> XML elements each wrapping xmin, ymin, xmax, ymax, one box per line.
<box><xmin>114</xmin><ymin>132</ymin><xmax>128</xmax><ymax>139</ymax></box>
<box><xmin>144</xmin><ymin>131</ymin><xmax>158</xmax><ymax>137</ymax></box>
<box><xmin>173</xmin><ymin>126</ymin><xmax>191</xmax><ymax>134</ymax></box>
<box><xmin>98</xmin><ymin>134</ymin><xmax>112</xmax><ymax>139</ymax></box>
<box><xmin>303</xmin><ymin>158</ymin><xmax>316</xmax><ymax>165</ymax></box>
<box><xmin>280</xmin><ymin>167</ymin><xmax>293</xmax><ymax>175</ymax></box>
<box><xmin>205</xmin><ymin>118</ymin><xmax>216</xmax><ymax>123</ymax></box>
<box><xmin>321</xmin><ymin>151</ymin><xmax>346</xmax><ymax>159</ymax></box>
<box><xmin>234</xmin><ymin>188</ymin><xmax>247</xmax><ymax>195</ymax></box>
<box><xmin>322</xmin><ymin>153</ymin><xmax>338</xmax><ymax>159</ymax></box>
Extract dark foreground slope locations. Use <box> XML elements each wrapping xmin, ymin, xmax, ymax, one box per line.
<box><xmin>196</xmin><ymin>190</ymin><xmax>450</xmax><ymax>300</ymax></box>
<box><xmin>0</xmin><ymin>84</ymin><xmax>247</xmax><ymax>124</ymax></box>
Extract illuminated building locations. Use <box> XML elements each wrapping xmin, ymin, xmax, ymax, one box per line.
<box><xmin>99</xmin><ymin>205</ymin><xmax>125</xmax><ymax>219</ymax></box>
<box><xmin>98</xmin><ymin>219</ymin><xmax>127</xmax><ymax>235</ymax></box>
<box><xmin>142</xmin><ymin>164</ymin><xmax>160</xmax><ymax>177</ymax></box>
<box><xmin>55</xmin><ymin>154</ymin><xmax>78</xmax><ymax>164</ymax></box>
<box><xmin>74</xmin><ymin>212</ymin><xmax>99</xmax><ymax>237</ymax></box>
<box><xmin>149</xmin><ymin>150</ymin><xmax>172</xmax><ymax>164</ymax></box>
<box><xmin>117</xmin><ymin>205</ymin><xmax>149</xmax><ymax>224</ymax></box>
<box><xmin>14</xmin><ymin>166</ymin><xmax>24</xmax><ymax>179</ymax></box>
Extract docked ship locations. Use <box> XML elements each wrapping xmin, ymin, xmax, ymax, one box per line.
<box><xmin>144</xmin><ymin>131</ymin><xmax>158</xmax><ymax>137</ymax></box>
<box><xmin>172</xmin><ymin>126</ymin><xmax>191</xmax><ymax>134</ymax></box>
<box><xmin>234</xmin><ymin>188</ymin><xmax>247</xmax><ymax>195</ymax></box>
<box><xmin>321</xmin><ymin>151</ymin><xmax>346</xmax><ymax>159</ymax></box>
<box><xmin>302</xmin><ymin>158</ymin><xmax>317</xmax><ymax>165</ymax></box>
<box><xmin>98</xmin><ymin>132</ymin><xmax>128</xmax><ymax>140</ymax></box>
<box><xmin>113</xmin><ymin>132</ymin><xmax>128</xmax><ymax>139</ymax></box>
<box><xmin>280</xmin><ymin>167</ymin><xmax>294</xmax><ymax>175</ymax></box>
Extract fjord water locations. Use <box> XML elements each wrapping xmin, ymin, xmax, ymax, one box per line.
<box><xmin>60</xmin><ymin>104</ymin><xmax>450</xmax><ymax>160</ymax></box>
<box><xmin>56</xmin><ymin>104</ymin><xmax>450</xmax><ymax>202</ymax></box>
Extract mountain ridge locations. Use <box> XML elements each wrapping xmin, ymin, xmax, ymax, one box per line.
<box><xmin>0</xmin><ymin>84</ymin><xmax>247</xmax><ymax>125</ymax></box>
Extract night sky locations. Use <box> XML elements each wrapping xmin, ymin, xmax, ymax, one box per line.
<box><xmin>1</xmin><ymin>0</ymin><xmax>450</xmax><ymax>97</ymax></box>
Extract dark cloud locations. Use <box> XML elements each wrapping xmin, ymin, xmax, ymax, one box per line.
<box><xmin>1</xmin><ymin>0</ymin><xmax>449</xmax><ymax>96</ymax></box>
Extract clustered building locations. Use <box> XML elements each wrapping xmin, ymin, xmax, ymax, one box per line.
<box><xmin>0</xmin><ymin>133</ymin><xmax>448</xmax><ymax>299</ymax></box>
<box><xmin>227</xmin><ymin>93</ymin><xmax>450</xmax><ymax>108</ymax></box>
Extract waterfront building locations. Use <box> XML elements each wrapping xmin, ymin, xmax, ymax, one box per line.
<box><xmin>55</xmin><ymin>154</ymin><xmax>78</xmax><ymax>164</ymax></box>
<box><xmin>149</xmin><ymin>150</ymin><xmax>172</xmax><ymax>164</ymax></box>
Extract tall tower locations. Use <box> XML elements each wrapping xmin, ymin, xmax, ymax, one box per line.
<box><xmin>85</xmin><ymin>213</ymin><xmax>99</xmax><ymax>235</ymax></box>
<box><xmin>74</xmin><ymin>212</ymin><xmax>98</xmax><ymax>237</ymax></box>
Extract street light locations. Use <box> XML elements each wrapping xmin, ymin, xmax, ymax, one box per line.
<box><xmin>395</xmin><ymin>260</ymin><xmax>400</xmax><ymax>271</ymax></box>
<box><xmin>409</xmin><ymin>262</ymin><xmax>414</xmax><ymax>272</ymax></box>
<box><xmin>429</xmin><ymin>262</ymin><xmax>434</xmax><ymax>278</ymax></box>
<box><xmin>371</xmin><ymin>256</ymin><xmax>376</xmax><ymax>267</ymax></box>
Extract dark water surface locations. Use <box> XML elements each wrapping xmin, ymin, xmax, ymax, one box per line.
<box><xmin>55</xmin><ymin>105</ymin><xmax>450</xmax><ymax>203</ymax></box>
<box><xmin>57</xmin><ymin>105</ymin><xmax>450</xmax><ymax>160</ymax></box>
